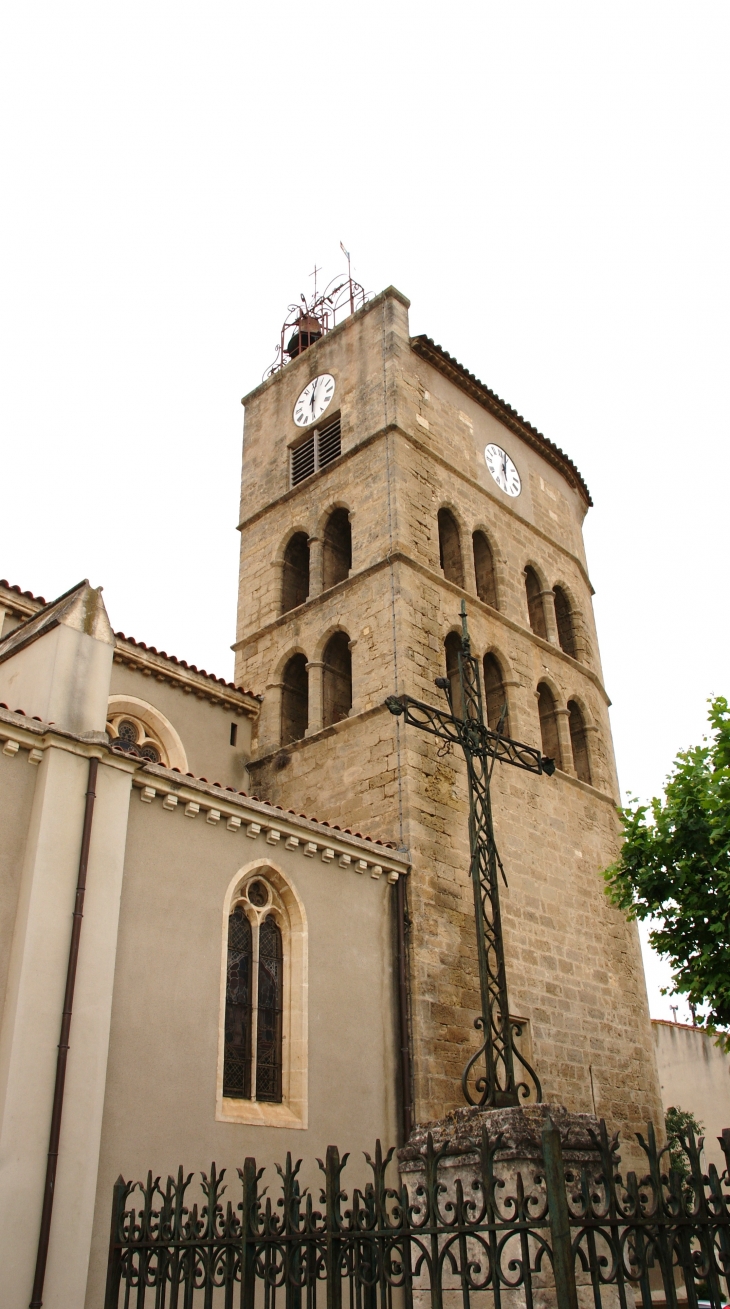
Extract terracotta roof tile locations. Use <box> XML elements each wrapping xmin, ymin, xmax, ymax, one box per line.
<box><xmin>0</xmin><ymin>579</ymin><xmax>47</xmax><ymax>606</ymax></box>
<box><xmin>410</xmin><ymin>336</ymin><xmax>592</xmax><ymax>506</ymax></box>
<box><xmin>111</xmin><ymin>745</ymin><xmax>396</xmax><ymax>847</ymax></box>
<box><xmin>116</xmin><ymin>631</ymin><xmax>261</xmax><ymax>701</ymax></box>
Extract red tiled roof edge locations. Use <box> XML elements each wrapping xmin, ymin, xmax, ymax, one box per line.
<box><xmin>116</xmin><ymin>632</ymin><xmax>262</xmax><ymax>701</ymax></box>
<box><xmin>0</xmin><ymin>579</ymin><xmax>47</xmax><ymax>606</ymax></box>
<box><xmin>410</xmin><ymin>336</ymin><xmax>593</xmax><ymax>507</ymax></box>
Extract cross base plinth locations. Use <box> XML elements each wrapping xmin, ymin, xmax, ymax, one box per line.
<box><xmin>398</xmin><ymin>1105</ymin><xmax>626</xmax><ymax>1309</ymax></box>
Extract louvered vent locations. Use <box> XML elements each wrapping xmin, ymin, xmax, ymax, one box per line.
<box><xmin>289</xmin><ymin>414</ymin><xmax>342</xmax><ymax>488</ymax></box>
<box><xmin>317</xmin><ymin>415</ymin><xmax>341</xmax><ymax>469</ymax></box>
<box><xmin>291</xmin><ymin>436</ymin><xmax>316</xmax><ymax>486</ymax></box>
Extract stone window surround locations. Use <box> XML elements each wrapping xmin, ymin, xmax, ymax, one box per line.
<box><xmin>106</xmin><ymin>694</ymin><xmax>188</xmax><ymax>772</ymax></box>
<box><xmin>217</xmin><ymin>861</ymin><xmax>306</xmax><ymax>1131</ymax></box>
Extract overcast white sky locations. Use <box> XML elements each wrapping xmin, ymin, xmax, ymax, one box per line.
<box><xmin>2</xmin><ymin>2</ymin><xmax>728</xmax><ymax>1022</ymax></box>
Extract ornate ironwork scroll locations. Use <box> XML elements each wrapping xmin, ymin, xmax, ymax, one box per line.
<box><xmin>386</xmin><ymin>601</ymin><xmax>554</xmax><ymax>1108</ymax></box>
<box><xmin>104</xmin><ymin>1120</ymin><xmax>730</xmax><ymax>1309</ymax></box>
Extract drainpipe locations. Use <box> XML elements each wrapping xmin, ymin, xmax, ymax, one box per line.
<box><xmin>29</xmin><ymin>755</ymin><xmax>99</xmax><ymax>1309</ymax></box>
<box><xmin>395</xmin><ymin>873</ymin><xmax>414</xmax><ymax>1142</ymax></box>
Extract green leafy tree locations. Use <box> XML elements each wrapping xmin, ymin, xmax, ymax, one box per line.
<box><xmin>664</xmin><ymin>1106</ymin><xmax>704</xmax><ymax>1180</ymax></box>
<box><xmin>604</xmin><ymin>696</ymin><xmax>730</xmax><ymax>1049</ymax></box>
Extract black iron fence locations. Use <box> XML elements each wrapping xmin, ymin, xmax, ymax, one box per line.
<box><xmin>105</xmin><ymin>1117</ymin><xmax>730</xmax><ymax>1309</ymax></box>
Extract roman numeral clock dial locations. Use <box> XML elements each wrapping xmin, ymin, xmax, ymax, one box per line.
<box><xmin>484</xmin><ymin>443</ymin><xmax>521</xmax><ymax>497</ymax></box>
<box><xmin>293</xmin><ymin>373</ymin><xmax>336</xmax><ymax>427</ymax></box>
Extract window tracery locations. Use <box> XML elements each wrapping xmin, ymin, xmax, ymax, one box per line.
<box><xmin>106</xmin><ymin>713</ymin><xmax>165</xmax><ymax>763</ymax></box>
<box><xmin>223</xmin><ymin>877</ymin><xmax>284</xmax><ymax>1106</ymax></box>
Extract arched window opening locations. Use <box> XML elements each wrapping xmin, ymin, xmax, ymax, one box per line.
<box><xmin>553</xmin><ymin>586</ymin><xmax>577</xmax><ymax>659</ymax></box>
<box><xmin>222</xmin><ymin>878</ymin><xmax>285</xmax><ymax>1108</ymax></box>
<box><xmin>281</xmin><ymin>654</ymin><xmax>308</xmax><ymax>745</ymax></box>
<box><xmin>223</xmin><ymin>906</ymin><xmax>252</xmax><ymax>1099</ymax></box>
<box><xmin>444</xmin><ymin>632</ymin><xmax>463</xmax><ymax>719</ymax></box>
<box><xmin>438</xmin><ymin>509</ymin><xmax>464</xmax><ymax>588</ymax></box>
<box><xmin>483</xmin><ymin>654</ymin><xmax>510</xmax><ymax>735</ymax></box>
<box><xmin>281</xmin><ymin>533</ymin><xmax>310</xmax><ymax>615</ymax></box>
<box><xmin>537</xmin><ymin>683</ymin><xmax>562</xmax><ymax>770</ymax></box>
<box><xmin>322</xmin><ymin>509</ymin><xmax>352</xmax><ymax>590</ymax></box>
<box><xmin>256</xmin><ymin>917</ymin><xmax>283</xmax><ymax>1102</ymax></box>
<box><xmin>106</xmin><ymin>712</ymin><xmax>164</xmax><ymax>763</ymax></box>
<box><xmin>322</xmin><ymin>632</ymin><xmax>352</xmax><ymax>727</ymax></box>
<box><xmin>525</xmin><ymin>567</ymin><xmax>548</xmax><ymax>640</ymax></box>
<box><xmin>568</xmin><ymin>700</ymin><xmax>592</xmax><ymax>785</ymax></box>
<box><xmin>473</xmin><ymin>532</ymin><xmax>498</xmax><ymax>609</ymax></box>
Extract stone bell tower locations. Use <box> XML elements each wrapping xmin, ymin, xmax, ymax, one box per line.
<box><xmin>234</xmin><ymin>285</ymin><xmax>663</xmax><ymax>1142</ymax></box>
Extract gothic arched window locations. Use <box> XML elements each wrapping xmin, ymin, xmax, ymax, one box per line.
<box><xmin>525</xmin><ymin>567</ymin><xmax>548</xmax><ymax>640</ymax></box>
<box><xmin>322</xmin><ymin>509</ymin><xmax>352</xmax><ymax>590</ymax></box>
<box><xmin>473</xmin><ymin>532</ymin><xmax>498</xmax><ymax>609</ymax></box>
<box><xmin>281</xmin><ymin>533</ymin><xmax>310</xmax><ymax>615</ymax></box>
<box><xmin>444</xmin><ymin>632</ymin><xmax>463</xmax><ymax>719</ymax></box>
<box><xmin>537</xmin><ymin>683</ymin><xmax>562</xmax><ymax>770</ymax></box>
<box><xmin>483</xmin><ymin>654</ymin><xmax>510</xmax><ymax>735</ymax></box>
<box><xmin>568</xmin><ymin>700</ymin><xmax>592</xmax><ymax>785</ymax></box>
<box><xmin>438</xmin><ymin>509</ymin><xmax>464</xmax><ymax>588</ymax></box>
<box><xmin>322</xmin><ymin>631</ymin><xmax>352</xmax><ymax>726</ymax></box>
<box><xmin>281</xmin><ymin>653</ymin><xmax>308</xmax><ymax>745</ymax></box>
<box><xmin>256</xmin><ymin>916</ymin><xmax>283</xmax><ymax>1102</ymax></box>
<box><xmin>223</xmin><ymin>906</ymin><xmax>253</xmax><ymax>1099</ymax></box>
<box><xmin>223</xmin><ymin>880</ymin><xmax>283</xmax><ymax>1105</ymax></box>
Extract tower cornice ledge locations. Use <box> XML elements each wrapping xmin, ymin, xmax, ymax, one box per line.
<box><xmin>237</xmin><ymin>422</ymin><xmax>595</xmax><ymax>595</ymax></box>
<box><xmin>233</xmin><ymin>550</ymin><xmax>611</xmax><ymax>708</ymax></box>
<box><xmin>410</xmin><ymin>335</ymin><xmax>592</xmax><ymax>507</ymax></box>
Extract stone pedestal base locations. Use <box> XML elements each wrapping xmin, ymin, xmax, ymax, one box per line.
<box><xmin>397</xmin><ymin>1103</ymin><xmax>631</xmax><ymax>1309</ymax></box>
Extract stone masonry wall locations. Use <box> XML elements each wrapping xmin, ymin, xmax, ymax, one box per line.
<box><xmin>235</xmin><ymin>289</ymin><xmax>663</xmax><ymax>1156</ymax></box>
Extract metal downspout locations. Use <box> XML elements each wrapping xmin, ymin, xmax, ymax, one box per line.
<box><xmin>29</xmin><ymin>755</ymin><xmax>99</xmax><ymax>1308</ymax></box>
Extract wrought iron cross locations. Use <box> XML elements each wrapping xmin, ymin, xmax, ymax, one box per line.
<box><xmin>386</xmin><ymin>601</ymin><xmax>555</xmax><ymax>1109</ymax></box>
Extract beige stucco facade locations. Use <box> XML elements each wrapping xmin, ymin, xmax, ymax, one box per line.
<box><xmin>0</xmin><ymin>582</ymin><xmax>407</xmax><ymax>1308</ymax></box>
<box><xmin>653</xmin><ymin>1019</ymin><xmax>730</xmax><ymax>1175</ymax></box>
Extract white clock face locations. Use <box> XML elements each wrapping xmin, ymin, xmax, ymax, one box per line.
<box><xmin>485</xmin><ymin>444</ymin><xmax>521</xmax><ymax>497</ymax></box>
<box><xmin>293</xmin><ymin>373</ymin><xmax>336</xmax><ymax>428</ymax></box>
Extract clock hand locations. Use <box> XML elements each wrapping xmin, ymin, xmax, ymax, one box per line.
<box><xmin>310</xmin><ymin>378</ymin><xmax>318</xmax><ymax>415</ymax></box>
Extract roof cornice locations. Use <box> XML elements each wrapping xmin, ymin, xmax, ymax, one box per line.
<box><xmin>410</xmin><ymin>336</ymin><xmax>592</xmax><ymax>508</ymax></box>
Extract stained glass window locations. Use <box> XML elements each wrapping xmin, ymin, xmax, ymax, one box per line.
<box><xmin>223</xmin><ymin>907</ymin><xmax>252</xmax><ymax>1099</ymax></box>
<box><xmin>255</xmin><ymin>917</ymin><xmax>283</xmax><ymax>1103</ymax></box>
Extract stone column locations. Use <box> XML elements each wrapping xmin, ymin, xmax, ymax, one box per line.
<box><xmin>259</xmin><ymin>680</ymin><xmax>283</xmax><ymax>754</ymax></box>
<box><xmin>308</xmin><ymin>536</ymin><xmax>323</xmax><ymax>598</ymax></box>
<box><xmin>305</xmin><ymin>661</ymin><xmax>324</xmax><ymax>736</ymax></box>
<box><xmin>271</xmin><ymin>559</ymin><xmax>284</xmax><ymax>615</ymax></box>
<box><xmin>555</xmin><ymin>706</ymin><xmax>575</xmax><ymax>775</ymax></box>
<box><xmin>540</xmin><ymin>588</ymin><xmax>560</xmax><ymax>645</ymax></box>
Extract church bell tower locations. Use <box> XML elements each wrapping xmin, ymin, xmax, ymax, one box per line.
<box><xmin>234</xmin><ymin>282</ymin><xmax>663</xmax><ymax>1140</ymax></box>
